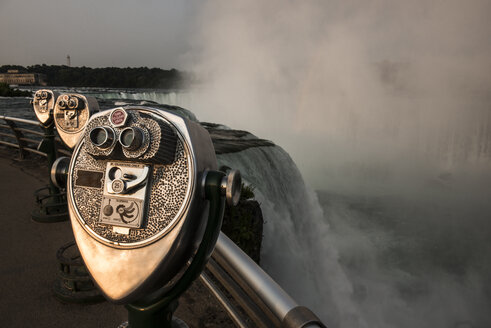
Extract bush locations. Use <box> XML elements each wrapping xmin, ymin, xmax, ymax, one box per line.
<box><xmin>0</xmin><ymin>83</ymin><xmax>31</xmax><ymax>97</ymax></box>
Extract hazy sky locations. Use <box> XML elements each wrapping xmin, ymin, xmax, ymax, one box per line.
<box><xmin>0</xmin><ymin>0</ymin><xmax>199</xmax><ymax>68</ymax></box>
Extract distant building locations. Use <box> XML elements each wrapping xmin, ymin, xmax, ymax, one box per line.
<box><xmin>0</xmin><ymin>70</ymin><xmax>47</xmax><ymax>86</ymax></box>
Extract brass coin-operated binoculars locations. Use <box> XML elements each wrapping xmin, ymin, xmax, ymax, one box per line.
<box><xmin>53</xmin><ymin>93</ymin><xmax>99</xmax><ymax>148</ymax></box>
<box><xmin>52</xmin><ymin>104</ymin><xmax>241</xmax><ymax>327</ymax></box>
<box><xmin>31</xmin><ymin>90</ymin><xmax>99</xmax><ymax>222</ymax></box>
<box><xmin>32</xmin><ymin>89</ymin><xmax>59</xmax><ymax>126</ymax></box>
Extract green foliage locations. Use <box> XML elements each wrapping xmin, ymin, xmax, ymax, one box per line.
<box><xmin>0</xmin><ymin>65</ymin><xmax>188</xmax><ymax>89</ymax></box>
<box><xmin>221</xmin><ymin>183</ymin><xmax>263</xmax><ymax>263</ymax></box>
<box><xmin>0</xmin><ymin>82</ymin><xmax>31</xmax><ymax>97</ymax></box>
<box><xmin>0</xmin><ymin>65</ymin><xmax>25</xmax><ymax>73</ymax></box>
<box><xmin>240</xmin><ymin>183</ymin><xmax>255</xmax><ymax>201</ymax></box>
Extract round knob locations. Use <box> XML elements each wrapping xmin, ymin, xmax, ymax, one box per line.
<box><xmin>89</xmin><ymin>126</ymin><xmax>115</xmax><ymax>149</ymax></box>
<box><xmin>50</xmin><ymin>157</ymin><xmax>70</xmax><ymax>189</ymax></box>
<box><xmin>119</xmin><ymin>127</ymin><xmax>145</xmax><ymax>151</ymax></box>
<box><xmin>103</xmin><ymin>205</ymin><xmax>114</xmax><ymax>216</ymax></box>
<box><xmin>221</xmin><ymin>170</ymin><xmax>242</xmax><ymax>206</ymax></box>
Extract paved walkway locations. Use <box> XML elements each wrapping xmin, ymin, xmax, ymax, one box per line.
<box><xmin>0</xmin><ymin>149</ymin><xmax>232</xmax><ymax>328</ymax></box>
<box><xmin>0</xmin><ymin>152</ymin><xmax>127</xmax><ymax>327</ymax></box>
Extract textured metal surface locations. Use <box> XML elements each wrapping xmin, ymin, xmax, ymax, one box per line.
<box><xmin>70</xmin><ymin>110</ymin><xmax>191</xmax><ymax>247</ymax></box>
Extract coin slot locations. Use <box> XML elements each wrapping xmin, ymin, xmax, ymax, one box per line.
<box><xmin>108</xmin><ymin>167</ymin><xmax>122</xmax><ymax>180</ymax></box>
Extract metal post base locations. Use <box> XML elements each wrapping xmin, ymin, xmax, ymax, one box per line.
<box><xmin>125</xmin><ymin>300</ymin><xmax>188</xmax><ymax>328</ymax></box>
<box><xmin>52</xmin><ymin>241</ymin><xmax>105</xmax><ymax>304</ymax></box>
<box><xmin>31</xmin><ymin>185</ymin><xmax>69</xmax><ymax>222</ymax></box>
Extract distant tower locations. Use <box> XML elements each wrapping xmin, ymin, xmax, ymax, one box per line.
<box><xmin>67</xmin><ymin>55</ymin><xmax>71</xmax><ymax>67</ymax></box>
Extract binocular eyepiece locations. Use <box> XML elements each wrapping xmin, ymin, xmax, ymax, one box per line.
<box><xmin>35</xmin><ymin>90</ymin><xmax>50</xmax><ymax>100</ymax></box>
<box><xmin>57</xmin><ymin>95</ymin><xmax>84</xmax><ymax>110</ymax></box>
<box><xmin>120</xmin><ymin>127</ymin><xmax>144</xmax><ymax>150</ymax></box>
<box><xmin>89</xmin><ymin>126</ymin><xmax>115</xmax><ymax>149</ymax></box>
<box><xmin>89</xmin><ymin>126</ymin><xmax>145</xmax><ymax>151</ymax></box>
<box><xmin>84</xmin><ymin>108</ymin><xmax>177</xmax><ymax>165</ymax></box>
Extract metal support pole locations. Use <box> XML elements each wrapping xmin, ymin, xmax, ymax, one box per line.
<box><xmin>32</xmin><ymin>124</ymin><xmax>69</xmax><ymax>222</ymax></box>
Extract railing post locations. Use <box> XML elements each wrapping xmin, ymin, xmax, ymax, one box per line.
<box><xmin>4</xmin><ymin>119</ymin><xmax>27</xmax><ymax>159</ymax></box>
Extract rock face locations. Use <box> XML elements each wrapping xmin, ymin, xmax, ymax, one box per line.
<box><xmin>201</xmin><ymin>122</ymin><xmax>274</xmax><ymax>155</ymax></box>
<box><xmin>199</xmin><ymin>122</ymin><xmax>270</xmax><ymax>264</ymax></box>
<box><xmin>221</xmin><ymin>198</ymin><xmax>263</xmax><ymax>264</ymax></box>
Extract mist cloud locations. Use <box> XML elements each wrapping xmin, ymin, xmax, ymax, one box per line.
<box><xmin>186</xmin><ymin>0</ymin><xmax>491</xmax><ymax>190</ymax></box>
<box><xmin>184</xmin><ymin>1</ymin><xmax>491</xmax><ymax>326</ymax></box>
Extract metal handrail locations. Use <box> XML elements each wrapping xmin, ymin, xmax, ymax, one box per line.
<box><xmin>199</xmin><ymin>271</ymin><xmax>250</xmax><ymax>328</ymax></box>
<box><xmin>0</xmin><ymin>114</ymin><xmax>325</xmax><ymax>328</ymax></box>
<box><xmin>0</xmin><ymin>115</ymin><xmax>43</xmax><ymax>125</ymax></box>
<box><xmin>211</xmin><ymin>233</ymin><xmax>325</xmax><ymax>328</ymax></box>
<box><xmin>0</xmin><ymin>116</ymin><xmax>70</xmax><ymax>159</ymax></box>
<box><xmin>0</xmin><ymin>116</ymin><xmax>44</xmax><ymax>158</ymax></box>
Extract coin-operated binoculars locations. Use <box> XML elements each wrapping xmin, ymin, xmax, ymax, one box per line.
<box><xmin>31</xmin><ymin>89</ymin><xmax>67</xmax><ymax>222</ymax></box>
<box><xmin>52</xmin><ymin>106</ymin><xmax>241</xmax><ymax>327</ymax></box>
<box><xmin>32</xmin><ymin>89</ymin><xmax>59</xmax><ymax>126</ymax></box>
<box><xmin>54</xmin><ymin>93</ymin><xmax>99</xmax><ymax>148</ymax></box>
<box><xmin>32</xmin><ymin>90</ymin><xmax>99</xmax><ymax>222</ymax></box>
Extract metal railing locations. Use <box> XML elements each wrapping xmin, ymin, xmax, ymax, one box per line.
<box><xmin>0</xmin><ymin>115</ymin><xmax>325</xmax><ymax>328</ymax></box>
<box><xmin>0</xmin><ymin>115</ymin><xmax>71</xmax><ymax>158</ymax></box>
<box><xmin>0</xmin><ymin>115</ymin><xmax>47</xmax><ymax>158</ymax></box>
<box><xmin>202</xmin><ymin>233</ymin><xmax>324</xmax><ymax>328</ymax></box>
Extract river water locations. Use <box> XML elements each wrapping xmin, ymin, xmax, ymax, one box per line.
<box><xmin>1</xmin><ymin>88</ymin><xmax>490</xmax><ymax>327</ymax></box>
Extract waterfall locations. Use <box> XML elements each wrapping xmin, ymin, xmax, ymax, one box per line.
<box><xmin>92</xmin><ymin>90</ymin><xmax>193</xmax><ymax>109</ymax></box>
<box><xmin>217</xmin><ymin>146</ymin><xmax>365</xmax><ymax>327</ymax></box>
<box><xmin>216</xmin><ymin>142</ymin><xmax>491</xmax><ymax>328</ymax></box>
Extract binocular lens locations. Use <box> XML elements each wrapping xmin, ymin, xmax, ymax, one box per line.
<box><xmin>68</xmin><ymin>97</ymin><xmax>78</xmax><ymax>109</ymax></box>
<box><xmin>58</xmin><ymin>99</ymin><xmax>67</xmax><ymax>109</ymax></box>
<box><xmin>120</xmin><ymin>127</ymin><xmax>144</xmax><ymax>150</ymax></box>
<box><xmin>89</xmin><ymin>126</ymin><xmax>115</xmax><ymax>149</ymax></box>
